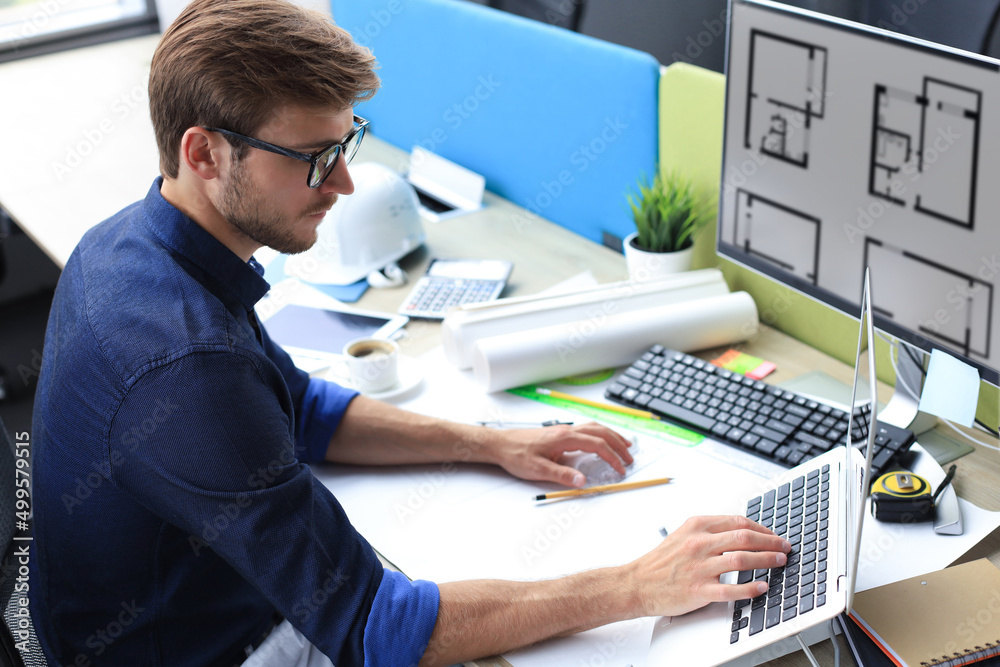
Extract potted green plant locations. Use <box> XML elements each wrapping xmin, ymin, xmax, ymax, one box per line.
<box><xmin>623</xmin><ymin>169</ymin><xmax>713</xmax><ymax>281</ymax></box>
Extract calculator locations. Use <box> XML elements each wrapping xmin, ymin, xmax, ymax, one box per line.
<box><xmin>398</xmin><ymin>258</ymin><xmax>513</xmax><ymax>319</ymax></box>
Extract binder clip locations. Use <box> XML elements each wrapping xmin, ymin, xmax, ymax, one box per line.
<box><xmin>870</xmin><ymin>465</ymin><xmax>956</xmax><ymax>523</ymax></box>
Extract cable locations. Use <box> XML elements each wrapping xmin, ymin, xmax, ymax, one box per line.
<box><xmin>876</xmin><ymin>331</ymin><xmax>921</xmax><ymax>401</ymax></box>
<box><xmin>976</xmin><ymin>419</ymin><xmax>1000</xmax><ymax>438</ymax></box>
<box><xmin>830</xmin><ymin>619</ymin><xmax>841</xmax><ymax>667</ymax></box>
<box><xmin>901</xmin><ymin>342</ymin><xmax>926</xmax><ymax>377</ymax></box>
<box><xmin>795</xmin><ymin>633</ymin><xmax>822</xmax><ymax>667</ymax></box>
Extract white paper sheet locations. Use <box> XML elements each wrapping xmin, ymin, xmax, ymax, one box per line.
<box><xmin>311</xmin><ymin>347</ymin><xmax>1000</xmax><ymax>667</ymax></box>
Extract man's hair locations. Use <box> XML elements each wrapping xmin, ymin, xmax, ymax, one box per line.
<box><xmin>149</xmin><ymin>0</ymin><xmax>380</xmax><ymax>178</ymax></box>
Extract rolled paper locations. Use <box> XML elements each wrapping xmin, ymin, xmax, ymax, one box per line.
<box><xmin>442</xmin><ymin>268</ymin><xmax>731</xmax><ymax>370</ymax></box>
<box><xmin>471</xmin><ymin>291</ymin><xmax>759</xmax><ymax>393</ymax></box>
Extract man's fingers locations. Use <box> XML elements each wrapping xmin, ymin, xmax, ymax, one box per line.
<box><xmin>577</xmin><ymin>422</ymin><xmax>635</xmax><ymax>464</ymax></box>
<box><xmin>533</xmin><ymin>459</ymin><xmax>587</xmax><ymax>488</ymax></box>
<box><xmin>716</xmin><ymin>547</ymin><xmax>788</xmax><ymax>575</ymax></box>
<box><xmin>695</xmin><ymin>515</ymin><xmax>788</xmax><ymax>543</ymax></box>
<box><xmin>704</xmin><ymin>580</ymin><xmax>772</xmax><ymax>604</ymax></box>
<box><xmin>560</xmin><ymin>431</ymin><xmax>633</xmax><ymax>474</ymax></box>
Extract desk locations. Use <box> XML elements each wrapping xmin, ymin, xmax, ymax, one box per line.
<box><xmin>3</xmin><ymin>34</ymin><xmax>1000</xmax><ymax>667</ymax></box>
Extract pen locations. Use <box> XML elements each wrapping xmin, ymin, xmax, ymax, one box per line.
<box><xmin>534</xmin><ymin>476</ymin><xmax>672</xmax><ymax>501</ymax></box>
<box><xmin>535</xmin><ymin>387</ymin><xmax>660</xmax><ymax>421</ymax></box>
<box><xmin>932</xmin><ymin>464</ymin><xmax>958</xmax><ymax>504</ymax></box>
<box><xmin>477</xmin><ymin>420</ymin><xmax>574</xmax><ymax>428</ymax></box>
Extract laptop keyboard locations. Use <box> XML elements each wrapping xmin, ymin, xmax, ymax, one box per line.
<box><xmin>731</xmin><ymin>465</ymin><xmax>831</xmax><ymax>643</ymax></box>
<box><xmin>605</xmin><ymin>346</ymin><xmax>914</xmax><ymax>477</ymax></box>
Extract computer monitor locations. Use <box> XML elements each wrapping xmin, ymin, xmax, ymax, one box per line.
<box><xmin>717</xmin><ymin>0</ymin><xmax>1000</xmax><ymax>431</ymax></box>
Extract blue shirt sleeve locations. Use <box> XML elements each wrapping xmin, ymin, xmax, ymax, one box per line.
<box><xmin>365</xmin><ymin>571</ymin><xmax>440</xmax><ymax>667</ymax></box>
<box><xmin>259</xmin><ymin>320</ymin><xmax>359</xmax><ymax>463</ymax></box>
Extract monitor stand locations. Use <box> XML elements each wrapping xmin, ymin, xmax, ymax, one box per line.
<box><xmin>875</xmin><ymin>345</ymin><xmax>938</xmax><ymax>436</ymax></box>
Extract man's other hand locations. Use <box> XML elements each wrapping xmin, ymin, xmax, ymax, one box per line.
<box><xmin>488</xmin><ymin>422</ymin><xmax>633</xmax><ymax>488</ymax></box>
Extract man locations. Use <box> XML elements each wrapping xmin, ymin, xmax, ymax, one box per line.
<box><xmin>30</xmin><ymin>1</ymin><xmax>789</xmax><ymax>665</ymax></box>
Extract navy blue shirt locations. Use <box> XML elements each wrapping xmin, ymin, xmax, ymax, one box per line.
<box><xmin>31</xmin><ymin>179</ymin><xmax>439</xmax><ymax>667</ymax></box>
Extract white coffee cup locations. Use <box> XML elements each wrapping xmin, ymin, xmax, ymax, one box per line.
<box><xmin>339</xmin><ymin>337</ymin><xmax>399</xmax><ymax>393</ymax></box>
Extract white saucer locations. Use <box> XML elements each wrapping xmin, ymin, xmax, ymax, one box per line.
<box><xmin>325</xmin><ymin>355</ymin><xmax>423</xmax><ymax>400</ymax></box>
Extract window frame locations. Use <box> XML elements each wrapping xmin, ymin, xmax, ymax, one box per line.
<box><xmin>0</xmin><ymin>0</ymin><xmax>159</xmax><ymax>64</ymax></box>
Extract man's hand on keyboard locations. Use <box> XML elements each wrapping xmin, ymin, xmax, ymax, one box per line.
<box><xmin>491</xmin><ymin>422</ymin><xmax>634</xmax><ymax>488</ymax></box>
<box><xmin>627</xmin><ymin>515</ymin><xmax>790</xmax><ymax>618</ymax></box>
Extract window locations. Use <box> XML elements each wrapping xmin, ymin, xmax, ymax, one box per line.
<box><xmin>0</xmin><ymin>0</ymin><xmax>158</xmax><ymax>62</ymax></box>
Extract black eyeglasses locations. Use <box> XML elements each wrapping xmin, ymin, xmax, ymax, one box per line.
<box><xmin>204</xmin><ymin>115</ymin><xmax>369</xmax><ymax>189</ymax></box>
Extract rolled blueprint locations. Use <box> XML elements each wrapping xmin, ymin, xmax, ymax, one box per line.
<box><xmin>471</xmin><ymin>291</ymin><xmax>759</xmax><ymax>392</ymax></box>
<box><xmin>443</xmin><ymin>268</ymin><xmax>731</xmax><ymax>369</ymax></box>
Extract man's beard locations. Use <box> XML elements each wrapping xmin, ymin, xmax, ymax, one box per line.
<box><xmin>219</xmin><ymin>158</ymin><xmax>332</xmax><ymax>255</ymax></box>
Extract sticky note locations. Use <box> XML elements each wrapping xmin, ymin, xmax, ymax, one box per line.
<box><xmin>918</xmin><ymin>349</ymin><xmax>981</xmax><ymax>427</ymax></box>
<box><xmin>711</xmin><ymin>349</ymin><xmax>776</xmax><ymax>380</ymax></box>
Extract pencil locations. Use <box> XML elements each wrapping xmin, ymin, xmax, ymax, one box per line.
<box><xmin>535</xmin><ymin>387</ymin><xmax>660</xmax><ymax>421</ymax></box>
<box><xmin>534</xmin><ymin>476</ymin><xmax>672</xmax><ymax>501</ymax></box>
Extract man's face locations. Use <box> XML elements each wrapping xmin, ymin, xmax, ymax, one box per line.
<box><xmin>216</xmin><ymin>105</ymin><xmax>356</xmax><ymax>255</ymax></box>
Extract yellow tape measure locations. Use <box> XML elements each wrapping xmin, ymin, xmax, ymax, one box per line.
<box><xmin>870</xmin><ymin>472</ymin><xmax>935</xmax><ymax>522</ymax></box>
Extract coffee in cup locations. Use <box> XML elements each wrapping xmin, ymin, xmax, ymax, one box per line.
<box><xmin>340</xmin><ymin>337</ymin><xmax>399</xmax><ymax>393</ymax></box>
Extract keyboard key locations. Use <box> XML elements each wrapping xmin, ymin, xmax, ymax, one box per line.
<box><xmin>762</xmin><ymin>490</ymin><xmax>776</xmax><ymax>511</ymax></box>
<box><xmin>646</xmin><ymin>397</ymin><xmax>716</xmax><ymax>431</ymax></box>
<box><xmin>754</xmin><ymin>439</ymin><xmax>781</xmax><ymax>456</ymax></box>
<box><xmin>749</xmin><ymin>606</ymin><xmax>765</xmax><ymax>635</ymax></box>
<box><xmin>765</xmin><ymin>605</ymin><xmax>782</xmax><ymax>628</ymax></box>
<box><xmin>764</xmin><ymin>419</ymin><xmax>796</xmax><ymax>436</ymax></box>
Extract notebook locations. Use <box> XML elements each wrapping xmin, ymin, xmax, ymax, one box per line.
<box><xmin>647</xmin><ymin>268</ymin><xmax>880</xmax><ymax>665</ymax></box>
<box><xmin>849</xmin><ymin>558</ymin><xmax>1000</xmax><ymax>667</ymax></box>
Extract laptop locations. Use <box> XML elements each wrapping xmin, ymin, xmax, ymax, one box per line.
<box><xmin>647</xmin><ymin>269</ymin><xmax>880</xmax><ymax>665</ymax></box>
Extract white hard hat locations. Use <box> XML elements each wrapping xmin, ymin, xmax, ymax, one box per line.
<box><xmin>285</xmin><ymin>162</ymin><xmax>425</xmax><ymax>286</ymax></box>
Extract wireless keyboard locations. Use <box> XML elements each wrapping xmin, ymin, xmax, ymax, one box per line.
<box><xmin>605</xmin><ymin>346</ymin><xmax>915</xmax><ymax>477</ymax></box>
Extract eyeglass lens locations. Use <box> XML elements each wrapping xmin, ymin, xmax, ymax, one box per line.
<box><xmin>309</xmin><ymin>123</ymin><xmax>367</xmax><ymax>188</ymax></box>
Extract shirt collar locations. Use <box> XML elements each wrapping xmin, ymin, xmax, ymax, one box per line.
<box><xmin>141</xmin><ymin>177</ymin><xmax>270</xmax><ymax>311</ymax></box>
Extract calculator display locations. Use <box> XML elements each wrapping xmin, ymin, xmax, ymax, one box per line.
<box><xmin>426</xmin><ymin>259</ymin><xmax>512</xmax><ymax>281</ymax></box>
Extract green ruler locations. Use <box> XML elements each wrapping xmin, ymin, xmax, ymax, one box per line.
<box><xmin>507</xmin><ymin>385</ymin><xmax>704</xmax><ymax>447</ymax></box>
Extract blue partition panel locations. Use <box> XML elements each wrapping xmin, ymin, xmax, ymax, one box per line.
<box><xmin>330</xmin><ymin>0</ymin><xmax>659</xmax><ymax>246</ymax></box>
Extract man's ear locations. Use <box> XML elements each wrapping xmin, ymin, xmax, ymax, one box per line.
<box><xmin>178</xmin><ymin>127</ymin><xmax>228</xmax><ymax>181</ymax></box>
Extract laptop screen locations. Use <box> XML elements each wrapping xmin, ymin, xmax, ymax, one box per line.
<box><xmin>844</xmin><ymin>267</ymin><xmax>879</xmax><ymax>611</ymax></box>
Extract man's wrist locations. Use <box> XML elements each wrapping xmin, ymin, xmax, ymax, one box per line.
<box><xmin>457</xmin><ymin>424</ymin><xmax>504</xmax><ymax>467</ymax></box>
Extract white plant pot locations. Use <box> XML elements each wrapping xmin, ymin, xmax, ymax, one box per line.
<box><xmin>623</xmin><ymin>232</ymin><xmax>694</xmax><ymax>282</ymax></box>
